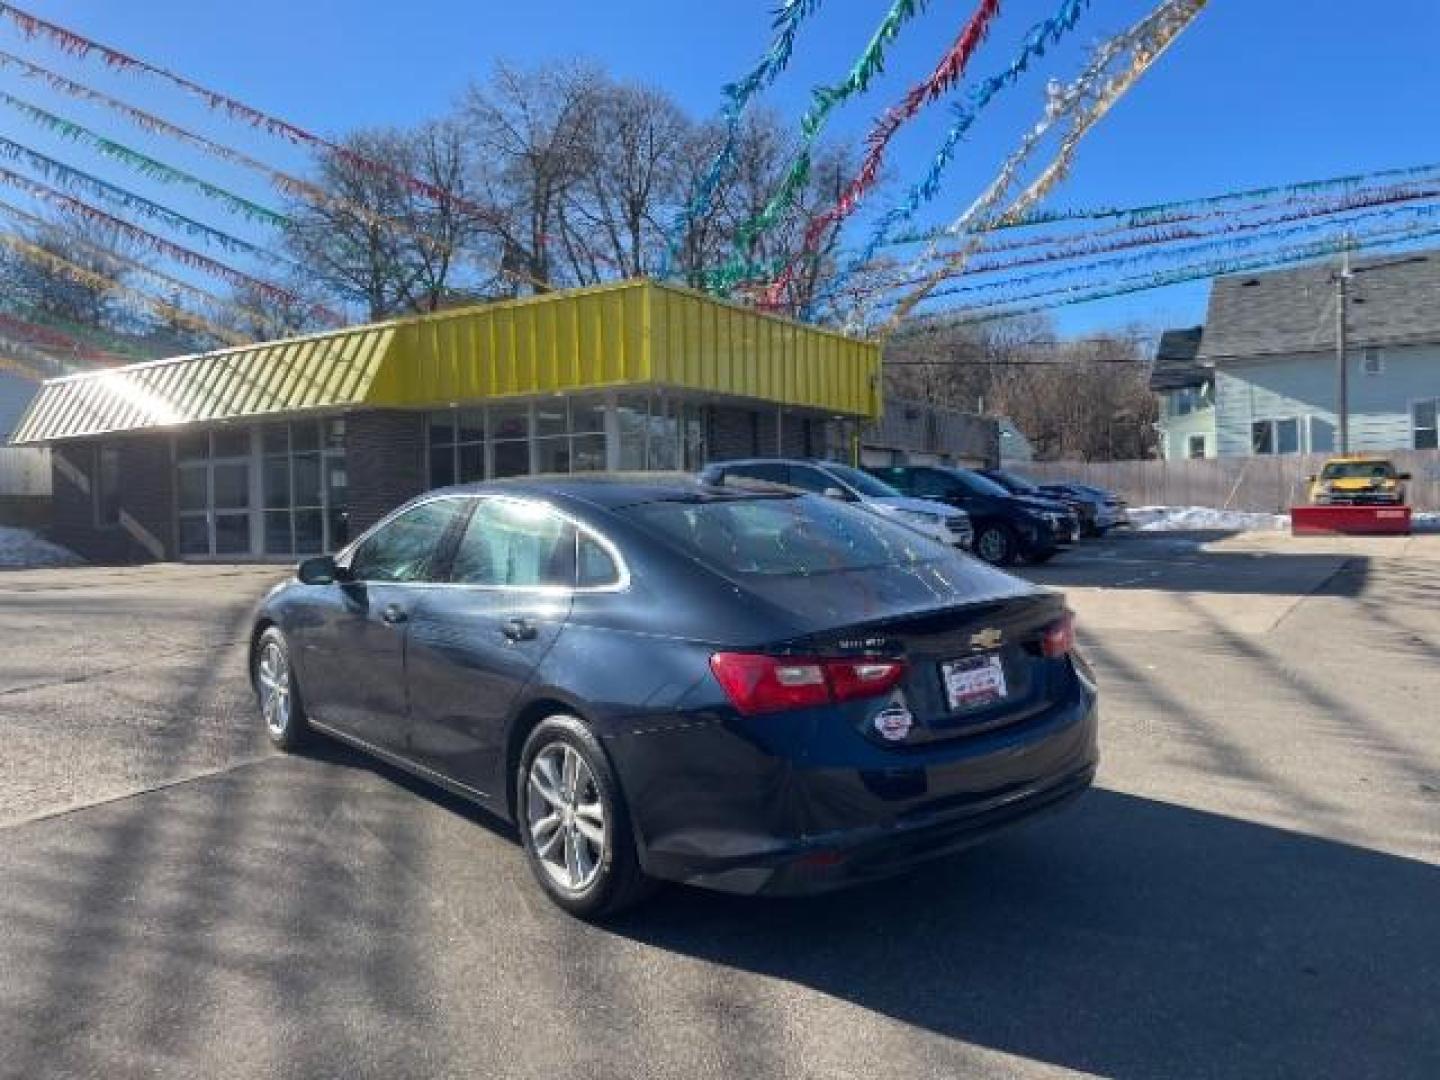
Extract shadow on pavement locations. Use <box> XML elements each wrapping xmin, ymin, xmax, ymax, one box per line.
<box><xmin>1024</xmin><ymin>530</ymin><xmax>1369</xmax><ymax>598</ymax></box>
<box><xmin>608</xmin><ymin>788</ymin><xmax>1440</xmax><ymax>1079</ymax></box>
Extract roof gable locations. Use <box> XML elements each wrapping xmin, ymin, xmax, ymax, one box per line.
<box><xmin>1197</xmin><ymin>248</ymin><xmax>1440</xmax><ymax>361</ymax></box>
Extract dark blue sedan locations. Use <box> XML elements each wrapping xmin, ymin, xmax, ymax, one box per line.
<box><xmin>250</xmin><ymin>476</ymin><xmax>1098</xmax><ymax>918</ymax></box>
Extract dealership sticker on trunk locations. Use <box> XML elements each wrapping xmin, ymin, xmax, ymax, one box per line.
<box><xmin>942</xmin><ymin>654</ymin><xmax>1008</xmax><ymax>711</ymax></box>
<box><xmin>873</xmin><ymin>693</ymin><xmax>914</xmax><ymax>741</ymax></box>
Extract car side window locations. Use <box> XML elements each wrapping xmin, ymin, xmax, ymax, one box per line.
<box><xmin>450</xmin><ymin>499</ymin><xmax>576</xmax><ymax>588</ymax></box>
<box><xmin>911</xmin><ymin>471</ymin><xmax>956</xmax><ymax>500</ymax></box>
<box><xmin>577</xmin><ymin>532</ymin><xmax>621</xmax><ymax>588</ymax></box>
<box><xmin>787</xmin><ymin>466</ymin><xmax>838</xmax><ymax>495</ymax></box>
<box><xmin>349</xmin><ymin>499</ymin><xmax>465</xmax><ymax>583</ymax></box>
<box><xmin>728</xmin><ymin>462</ymin><xmax>789</xmax><ymax>485</ymax></box>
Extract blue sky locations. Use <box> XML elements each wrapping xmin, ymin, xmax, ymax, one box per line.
<box><xmin>2</xmin><ymin>0</ymin><xmax>1438</xmax><ymax>335</ymax></box>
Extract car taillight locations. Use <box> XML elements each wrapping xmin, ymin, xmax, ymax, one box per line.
<box><xmin>826</xmin><ymin>658</ymin><xmax>907</xmax><ymax>702</ymax></box>
<box><xmin>1040</xmin><ymin>612</ymin><xmax>1076</xmax><ymax>658</ymax></box>
<box><xmin>709</xmin><ymin>653</ymin><xmax>908</xmax><ymax>716</ymax></box>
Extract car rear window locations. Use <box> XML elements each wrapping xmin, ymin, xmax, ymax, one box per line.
<box><xmin>624</xmin><ymin>495</ymin><xmax>940</xmax><ymax>577</ymax></box>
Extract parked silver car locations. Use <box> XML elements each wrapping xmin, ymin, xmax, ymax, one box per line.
<box><xmin>699</xmin><ymin>459</ymin><xmax>974</xmax><ymax>550</ymax></box>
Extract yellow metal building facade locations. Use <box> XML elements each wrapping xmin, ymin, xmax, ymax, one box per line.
<box><xmin>12</xmin><ymin>281</ymin><xmax>881</xmax><ymax>562</ymax></box>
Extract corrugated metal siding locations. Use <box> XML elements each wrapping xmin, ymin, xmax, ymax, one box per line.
<box><xmin>368</xmin><ymin>282</ymin><xmax>652</xmax><ymax>407</ymax></box>
<box><xmin>12</xmin><ymin>281</ymin><xmax>880</xmax><ymax>445</ymax></box>
<box><xmin>647</xmin><ymin>284</ymin><xmax>878</xmax><ymax>417</ymax></box>
<box><xmin>11</xmin><ymin>326</ymin><xmax>394</xmax><ymax>445</ymax></box>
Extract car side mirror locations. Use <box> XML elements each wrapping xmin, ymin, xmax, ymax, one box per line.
<box><xmin>1305</xmin><ymin>474</ymin><xmax>1317</xmax><ymax>483</ymax></box>
<box><xmin>822</xmin><ymin>486</ymin><xmax>854</xmax><ymax>501</ymax></box>
<box><xmin>1398</xmin><ymin>472</ymin><xmax>1413</xmax><ymax>481</ymax></box>
<box><xmin>297</xmin><ymin>555</ymin><xmax>350</xmax><ymax>585</ymax></box>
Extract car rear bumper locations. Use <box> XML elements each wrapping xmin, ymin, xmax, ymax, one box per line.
<box><xmin>604</xmin><ymin>678</ymin><xmax>1099</xmax><ymax>895</ymax></box>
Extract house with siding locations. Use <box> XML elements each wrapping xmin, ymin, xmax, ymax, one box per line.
<box><xmin>1185</xmin><ymin>250</ymin><xmax>1440</xmax><ymax>456</ymax></box>
<box><xmin>1151</xmin><ymin>327</ymin><xmax>1216</xmax><ymax>459</ymax></box>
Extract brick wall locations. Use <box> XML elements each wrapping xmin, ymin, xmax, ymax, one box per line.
<box><xmin>345</xmin><ymin>410</ymin><xmax>427</xmax><ymax>534</ymax></box>
<box><xmin>49</xmin><ymin>434</ymin><xmax>174</xmax><ymax>563</ymax></box>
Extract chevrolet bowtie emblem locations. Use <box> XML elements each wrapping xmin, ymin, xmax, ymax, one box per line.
<box><xmin>970</xmin><ymin>627</ymin><xmax>1003</xmax><ymax>650</ymax></box>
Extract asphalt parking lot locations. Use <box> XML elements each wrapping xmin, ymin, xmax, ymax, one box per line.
<box><xmin>1</xmin><ymin>532</ymin><xmax>1437</xmax><ymax>1079</ymax></box>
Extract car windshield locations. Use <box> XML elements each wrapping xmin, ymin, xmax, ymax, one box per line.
<box><xmin>820</xmin><ymin>463</ymin><xmax>903</xmax><ymax>498</ymax></box>
<box><xmin>954</xmin><ymin>470</ymin><xmax>1013</xmax><ymax>498</ymax></box>
<box><xmin>625</xmin><ymin>495</ymin><xmax>940</xmax><ymax>577</ymax></box>
<box><xmin>1321</xmin><ymin>461</ymin><xmax>1394</xmax><ymax>480</ymax></box>
<box><xmin>990</xmin><ymin>470</ymin><xmax>1039</xmax><ymax>493</ymax></box>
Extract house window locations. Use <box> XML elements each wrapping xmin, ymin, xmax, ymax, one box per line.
<box><xmin>94</xmin><ymin>444</ymin><xmax>121</xmax><ymax>526</ymax></box>
<box><xmin>1361</xmin><ymin>348</ymin><xmax>1384</xmax><ymax>376</ymax></box>
<box><xmin>1252</xmin><ymin>418</ymin><xmax>1299</xmax><ymax>455</ymax></box>
<box><xmin>1415</xmin><ymin>399</ymin><xmax>1439</xmax><ymax>450</ymax></box>
<box><xmin>260</xmin><ymin>419</ymin><xmax>349</xmax><ymax>557</ymax></box>
<box><xmin>1187</xmin><ymin>434</ymin><xmax>1207</xmax><ymax>459</ymax></box>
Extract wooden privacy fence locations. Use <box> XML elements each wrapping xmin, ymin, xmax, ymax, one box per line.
<box><xmin>1022</xmin><ymin>450</ymin><xmax>1440</xmax><ymax>513</ymax></box>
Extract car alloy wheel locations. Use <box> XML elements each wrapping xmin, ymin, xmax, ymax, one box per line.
<box><xmin>256</xmin><ymin>639</ymin><xmax>293</xmax><ymax>738</ymax></box>
<box><xmin>976</xmin><ymin>525</ymin><xmax>1014</xmax><ymax>565</ymax></box>
<box><xmin>526</xmin><ymin>742</ymin><xmax>607</xmax><ymax>893</ymax></box>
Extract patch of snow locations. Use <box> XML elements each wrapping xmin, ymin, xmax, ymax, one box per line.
<box><xmin>0</xmin><ymin>526</ymin><xmax>83</xmax><ymax>568</ymax></box>
<box><xmin>1128</xmin><ymin>506</ymin><xmax>1290</xmax><ymax>533</ymax></box>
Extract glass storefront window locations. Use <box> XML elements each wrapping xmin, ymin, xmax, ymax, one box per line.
<box><xmin>617</xmin><ymin>395</ymin><xmax>648</xmax><ymax>470</ymax></box>
<box><xmin>212</xmin><ymin>429</ymin><xmax>250</xmax><ymax>458</ymax></box>
<box><xmin>176</xmin><ymin>418</ymin><xmax>347</xmax><ymax>559</ymax></box>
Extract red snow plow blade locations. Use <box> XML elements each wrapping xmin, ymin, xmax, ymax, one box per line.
<box><xmin>1291</xmin><ymin>505</ymin><xmax>1412</xmax><ymax>536</ymax></box>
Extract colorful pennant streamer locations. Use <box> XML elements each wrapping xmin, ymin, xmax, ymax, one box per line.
<box><xmin>0</xmin><ymin>166</ymin><xmax>340</xmax><ymax>324</ymax></box>
<box><xmin>885</xmin><ymin>158</ymin><xmax>1440</xmax><ymax>244</ymax></box>
<box><xmin>0</xmin><ymin>309</ymin><xmax>119</xmax><ymax>364</ymax></box>
<box><xmin>764</xmin><ymin>0</ymin><xmax>1004</xmax><ymax>305</ymax></box>
<box><xmin>924</xmin><ymin>199</ymin><xmax>1440</xmax><ymax>309</ymax></box>
<box><xmin>850</xmin><ymin>180</ymin><xmax>1440</xmax><ymax>302</ymax></box>
<box><xmin>709</xmin><ymin>0</ymin><xmax>934</xmax><ymax>293</ymax></box>
<box><xmin>926</xmin><ymin>220</ymin><xmax>1440</xmax><ymax>324</ymax></box>
<box><xmin>0</xmin><ymin>3</ymin><xmax>518</xmax><ymax>227</ymax></box>
<box><xmin>879</xmin><ymin>0</ymin><xmax>1209</xmax><ymax>335</ymax></box>
<box><xmin>0</xmin><ymin>231</ymin><xmax>251</xmax><ymax>346</ymax></box>
<box><xmin>0</xmin><ymin>92</ymin><xmax>287</xmax><ymax>227</ymax></box>
<box><xmin>0</xmin><ymin>137</ymin><xmax>290</xmax><ymax>264</ymax></box>
<box><xmin>661</xmin><ymin>0</ymin><xmax>828</xmax><ymax>276</ymax></box>
<box><xmin>817</xmin><ymin>0</ymin><xmax>1090</xmax><ymax>310</ymax></box>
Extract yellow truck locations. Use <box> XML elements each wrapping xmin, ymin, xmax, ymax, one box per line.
<box><xmin>1294</xmin><ymin>456</ymin><xmax>1413</xmax><ymax>536</ymax></box>
<box><xmin>1306</xmin><ymin>456</ymin><xmax>1411</xmax><ymax>506</ymax></box>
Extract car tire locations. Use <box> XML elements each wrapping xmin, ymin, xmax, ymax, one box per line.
<box><xmin>517</xmin><ymin>715</ymin><xmax>654</xmax><ymax>920</ymax></box>
<box><xmin>253</xmin><ymin>626</ymin><xmax>308</xmax><ymax>751</ymax></box>
<box><xmin>974</xmin><ymin>523</ymin><xmax>1018</xmax><ymax>565</ymax></box>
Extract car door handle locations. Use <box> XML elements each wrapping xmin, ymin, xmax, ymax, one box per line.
<box><xmin>380</xmin><ymin>603</ymin><xmax>409</xmax><ymax>626</ymax></box>
<box><xmin>502</xmin><ymin>617</ymin><xmax>537</xmax><ymax>642</ymax></box>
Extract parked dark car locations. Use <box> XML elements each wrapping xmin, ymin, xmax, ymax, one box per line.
<box><xmin>251</xmin><ymin>477</ymin><xmax>1098</xmax><ymax>918</ymax></box>
<box><xmin>867</xmin><ymin>465</ymin><xmax>1079</xmax><ymax>565</ymax></box>
<box><xmin>1036</xmin><ymin>482</ymin><xmax>1130</xmax><ymax>535</ymax></box>
<box><xmin>698</xmin><ymin>458</ymin><xmax>973</xmax><ymax>550</ymax></box>
<box><xmin>978</xmin><ymin>469</ymin><xmax>1123</xmax><ymax>538</ymax></box>
<box><xmin>977</xmin><ymin>469</ymin><xmax>1097</xmax><ymax>535</ymax></box>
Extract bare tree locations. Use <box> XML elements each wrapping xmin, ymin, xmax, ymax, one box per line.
<box><xmin>285</xmin><ymin>123</ymin><xmax>490</xmax><ymax>320</ymax></box>
<box><xmin>0</xmin><ymin>208</ymin><xmax>143</xmax><ymax>328</ymax></box>
<box><xmin>462</xmin><ymin>61</ymin><xmax>602</xmax><ymax>292</ymax></box>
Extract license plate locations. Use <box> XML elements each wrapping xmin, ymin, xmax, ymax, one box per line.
<box><xmin>941</xmin><ymin>653</ymin><xmax>1009</xmax><ymax>711</ymax></box>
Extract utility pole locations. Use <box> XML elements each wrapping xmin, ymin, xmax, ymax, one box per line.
<box><xmin>1334</xmin><ymin>242</ymin><xmax>1352</xmax><ymax>455</ymax></box>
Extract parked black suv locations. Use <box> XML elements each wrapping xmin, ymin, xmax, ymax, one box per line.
<box><xmin>866</xmin><ymin>465</ymin><xmax>1078</xmax><ymax>565</ymax></box>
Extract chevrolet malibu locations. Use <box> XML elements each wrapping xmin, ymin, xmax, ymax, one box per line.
<box><xmin>251</xmin><ymin>476</ymin><xmax>1098</xmax><ymax>918</ymax></box>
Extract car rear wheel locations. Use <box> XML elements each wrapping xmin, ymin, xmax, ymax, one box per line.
<box><xmin>974</xmin><ymin>523</ymin><xmax>1018</xmax><ymax>565</ymax></box>
<box><xmin>517</xmin><ymin>716</ymin><xmax>653</xmax><ymax>919</ymax></box>
<box><xmin>254</xmin><ymin>627</ymin><xmax>307</xmax><ymax>751</ymax></box>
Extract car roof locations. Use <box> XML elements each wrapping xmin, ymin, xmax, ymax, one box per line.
<box><xmin>427</xmin><ymin>472</ymin><xmax>787</xmax><ymax>510</ymax></box>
